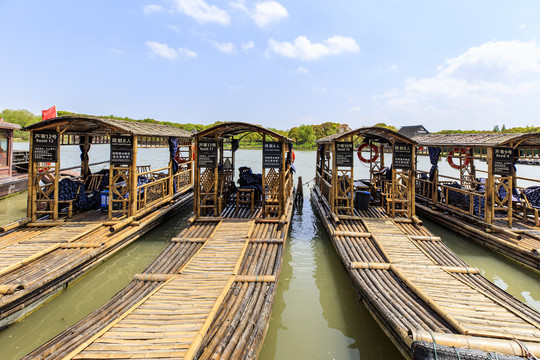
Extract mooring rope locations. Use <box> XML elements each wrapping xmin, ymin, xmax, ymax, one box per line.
<box><xmin>427</xmin><ymin>330</ymin><xmax>438</xmax><ymax>360</ymax></box>
<box><xmin>452</xmin><ymin>347</ymin><xmax>461</xmax><ymax>360</ymax></box>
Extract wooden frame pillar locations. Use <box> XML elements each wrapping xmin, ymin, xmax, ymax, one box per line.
<box><xmin>194</xmin><ymin>137</ymin><xmax>200</xmax><ymax>217</ymax></box>
<box><xmin>27</xmin><ymin>132</ymin><xmax>35</xmax><ymax>219</ymax></box>
<box><xmin>331</xmin><ymin>141</ymin><xmax>337</xmax><ymax>213</ymax></box>
<box><xmin>486</xmin><ymin>147</ymin><xmax>494</xmax><ymax>225</ymax></box>
<box><xmin>410</xmin><ymin>144</ymin><xmax>417</xmax><ymax>218</ymax></box>
<box><xmin>52</xmin><ymin>125</ymin><xmax>60</xmax><ymax>220</ymax></box>
<box><xmin>128</xmin><ymin>135</ymin><xmax>138</xmax><ymax>217</ymax></box>
<box><xmin>262</xmin><ymin>134</ymin><xmax>267</xmax><ymax>217</ymax></box>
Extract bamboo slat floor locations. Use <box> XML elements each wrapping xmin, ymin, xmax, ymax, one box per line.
<box><xmin>416</xmin><ymin>202</ymin><xmax>540</xmax><ymax>271</ymax></box>
<box><xmin>311</xmin><ymin>186</ymin><xmax>540</xmax><ymax>359</ymax></box>
<box><xmin>0</xmin><ymin>190</ymin><xmax>193</xmax><ymax>329</ymax></box>
<box><xmin>24</xmin><ymin>191</ymin><xmax>295</xmax><ymax>360</ymax></box>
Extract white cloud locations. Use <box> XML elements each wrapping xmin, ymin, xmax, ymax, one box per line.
<box><xmin>147</xmin><ymin>41</ymin><xmax>178</xmax><ymax>59</ymax></box>
<box><xmin>180</xmin><ymin>47</ymin><xmax>198</xmax><ymax>58</ymax></box>
<box><xmin>252</xmin><ymin>1</ymin><xmax>288</xmax><ymax>27</ymax></box>
<box><xmin>230</xmin><ymin>0</ymin><xmax>288</xmax><ymax>27</ymax></box>
<box><xmin>379</xmin><ymin>40</ymin><xmax>540</xmax><ymax>130</ymax></box>
<box><xmin>173</xmin><ymin>0</ymin><xmax>230</xmax><ymax>25</ymax></box>
<box><xmin>241</xmin><ymin>41</ymin><xmax>254</xmax><ymax>51</ymax></box>
<box><xmin>520</xmin><ymin>24</ymin><xmax>527</xmax><ymax>30</ymax></box>
<box><xmin>349</xmin><ymin>106</ymin><xmax>362</xmax><ymax>113</ymax></box>
<box><xmin>212</xmin><ymin>41</ymin><xmax>236</xmax><ymax>53</ymax></box>
<box><xmin>268</xmin><ymin>35</ymin><xmax>359</xmax><ymax>60</ymax></box>
<box><xmin>144</xmin><ymin>4</ymin><xmax>164</xmax><ymax>14</ymax></box>
<box><xmin>146</xmin><ymin>41</ymin><xmax>197</xmax><ymax>59</ymax></box>
<box><xmin>168</xmin><ymin>25</ymin><xmax>181</xmax><ymax>33</ymax></box>
<box><xmin>228</xmin><ymin>85</ymin><xmax>243</xmax><ymax>91</ymax></box>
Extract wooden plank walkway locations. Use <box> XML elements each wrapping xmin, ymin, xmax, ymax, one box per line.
<box><xmin>25</xmin><ymin>189</ymin><xmax>295</xmax><ymax>360</ymax></box>
<box><xmin>0</xmin><ymin>223</ymin><xmax>102</xmax><ymax>274</ymax></box>
<box><xmin>0</xmin><ymin>190</ymin><xmax>193</xmax><ymax>328</ymax></box>
<box><xmin>64</xmin><ymin>219</ymin><xmax>254</xmax><ymax>359</ymax></box>
<box><xmin>312</xmin><ymin>186</ymin><xmax>540</xmax><ymax>359</ymax></box>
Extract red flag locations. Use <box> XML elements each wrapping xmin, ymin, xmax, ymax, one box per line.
<box><xmin>42</xmin><ymin>105</ymin><xmax>57</xmax><ymax>121</ymax></box>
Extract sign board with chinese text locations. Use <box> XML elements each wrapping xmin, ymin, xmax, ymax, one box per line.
<box><xmin>263</xmin><ymin>141</ymin><xmax>282</xmax><ymax>168</ymax></box>
<box><xmin>110</xmin><ymin>134</ymin><xmax>133</xmax><ymax>165</ymax></box>
<box><xmin>493</xmin><ymin>147</ymin><xmax>514</xmax><ymax>176</ymax></box>
<box><xmin>197</xmin><ymin>140</ymin><xmax>217</xmax><ymax>168</ymax></box>
<box><xmin>336</xmin><ymin>142</ymin><xmax>353</xmax><ymax>167</ymax></box>
<box><xmin>32</xmin><ymin>131</ymin><xmax>59</xmax><ymax>162</ymax></box>
<box><xmin>393</xmin><ymin>142</ymin><xmax>413</xmax><ymax>170</ymax></box>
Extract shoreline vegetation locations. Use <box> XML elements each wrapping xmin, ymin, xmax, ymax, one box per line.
<box><xmin>2</xmin><ymin>109</ymin><xmax>540</xmax><ymax>149</ymax></box>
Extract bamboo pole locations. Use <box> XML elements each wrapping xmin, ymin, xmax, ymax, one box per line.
<box><xmin>0</xmin><ymin>217</ymin><xmax>31</xmax><ymax>232</ymax></box>
<box><xmin>27</xmin><ymin>132</ymin><xmax>34</xmax><ymax>219</ymax></box>
<box><xmin>129</xmin><ymin>135</ymin><xmax>138</xmax><ymax>217</ymax></box>
<box><xmin>411</xmin><ymin>329</ymin><xmax>540</xmax><ymax>357</ymax></box>
<box><xmin>53</xmin><ymin>125</ymin><xmax>60</xmax><ymax>220</ymax></box>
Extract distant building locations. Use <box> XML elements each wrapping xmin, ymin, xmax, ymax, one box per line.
<box><xmin>398</xmin><ymin>125</ymin><xmax>429</xmax><ymax>138</ymax></box>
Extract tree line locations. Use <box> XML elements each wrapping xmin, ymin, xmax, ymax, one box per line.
<box><xmin>2</xmin><ymin>108</ymin><xmax>539</xmax><ymax>148</ymax></box>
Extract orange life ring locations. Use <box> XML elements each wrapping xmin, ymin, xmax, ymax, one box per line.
<box><xmin>292</xmin><ymin>150</ymin><xmax>295</xmax><ymax>163</ymax></box>
<box><xmin>357</xmin><ymin>143</ymin><xmax>379</xmax><ymax>163</ymax></box>
<box><xmin>447</xmin><ymin>148</ymin><xmax>470</xmax><ymax>170</ymax></box>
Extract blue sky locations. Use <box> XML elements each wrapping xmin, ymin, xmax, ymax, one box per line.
<box><xmin>1</xmin><ymin>1</ymin><xmax>540</xmax><ymax>131</ymax></box>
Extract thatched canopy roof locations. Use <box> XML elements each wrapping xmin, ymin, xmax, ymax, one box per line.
<box><xmin>24</xmin><ymin>115</ymin><xmax>192</xmax><ymax>139</ymax></box>
<box><xmin>195</xmin><ymin>122</ymin><xmax>292</xmax><ymax>142</ymax></box>
<box><xmin>317</xmin><ymin>126</ymin><xmax>415</xmax><ymax>145</ymax></box>
<box><xmin>0</xmin><ymin>119</ymin><xmax>21</xmax><ymax>130</ymax></box>
<box><xmin>413</xmin><ymin>133</ymin><xmax>540</xmax><ymax>148</ymax></box>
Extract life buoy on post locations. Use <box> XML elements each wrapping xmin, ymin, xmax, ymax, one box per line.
<box><xmin>447</xmin><ymin>148</ymin><xmax>470</xmax><ymax>170</ymax></box>
<box><xmin>357</xmin><ymin>143</ymin><xmax>379</xmax><ymax>163</ymax></box>
<box><xmin>292</xmin><ymin>150</ymin><xmax>295</xmax><ymax>163</ymax></box>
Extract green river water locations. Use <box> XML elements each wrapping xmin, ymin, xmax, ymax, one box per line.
<box><xmin>0</xmin><ymin>148</ymin><xmax>538</xmax><ymax>359</ymax></box>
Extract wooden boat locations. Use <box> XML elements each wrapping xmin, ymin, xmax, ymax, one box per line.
<box><xmin>0</xmin><ymin>119</ymin><xmax>28</xmax><ymax>199</ymax></box>
<box><xmin>0</xmin><ymin>115</ymin><xmax>194</xmax><ymax>328</ymax></box>
<box><xmin>413</xmin><ymin>133</ymin><xmax>540</xmax><ymax>271</ymax></box>
<box><xmin>311</xmin><ymin>127</ymin><xmax>540</xmax><ymax>359</ymax></box>
<box><xmin>24</xmin><ymin>122</ymin><xmax>296</xmax><ymax>359</ymax></box>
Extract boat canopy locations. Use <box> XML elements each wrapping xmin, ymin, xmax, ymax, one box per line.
<box><xmin>24</xmin><ymin>115</ymin><xmax>193</xmax><ymax>222</ymax></box>
<box><xmin>193</xmin><ymin>121</ymin><xmax>294</xmax><ymax>220</ymax></box>
<box><xmin>413</xmin><ymin>132</ymin><xmax>540</xmax><ymax>228</ymax></box>
<box><xmin>314</xmin><ymin>126</ymin><xmax>417</xmax><ymax>219</ymax></box>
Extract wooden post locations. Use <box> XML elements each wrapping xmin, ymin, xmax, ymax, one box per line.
<box><xmin>27</xmin><ymin>132</ymin><xmax>34</xmax><ymax>219</ymax></box>
<box><xmin>194</xmin><ymin>138</ymin><xmax>200</xmax><ymax>217</ymax></box>
<box><xmin>331</xmin><ymin>141</ymin><xmax>337</xmax><ymax>213</ymax></box>
<box><xmin>410</xmin><ymin>144</ymin><xmax>416</xmax><ymax>217</ymax></box>
<box><xmin>129</xmin><ymin>136</ymin><xmax>138</xmax><ymax>217</ymax></box>
<box><xmin>280</xmin><ymin>140</ymin><xmax>286</xmax><ymax>218</ymax></box>
<box><xmin>168</xmin><ymin>137</ymin><xmax>174</xmax><ymax>197</ymax></box>
<box><xmin>486</xmin><ymin>147</ymin><xmax>494</xmax><ymax>225</ymax></box>
<box><xmin>213</xmin><ymin>135</ymin><xmax>219</xmax><ymax>216</ymax></box>
<box><xmin>53</xmin><ymin>125</ymin><xmax>60</xmax><ymax>220</ymax></box>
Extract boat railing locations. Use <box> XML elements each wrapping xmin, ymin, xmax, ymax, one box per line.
<box><xmin>416</xmin><ymin>170</ymin><xmax>488</xmax><ymax>222</ymax></box>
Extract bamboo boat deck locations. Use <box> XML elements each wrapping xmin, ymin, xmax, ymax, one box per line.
<box><xmin>24</xmin><ymin>192</ymin><xmax>295</xmax><ymax>360</ymax></box>
<box><xmin>416</xmin><ymin>202</ymin><xmax>540</xmax><ymax>271</ymax></box>
<box><xmin>0</xmin><ymin>191</ymin><xmax>193</xmax><ymax>329</ymax></box>
<box><xmin>312</xmin><ymin>186</ymin><xmax>540</xmax><ymax>359</ymax></box>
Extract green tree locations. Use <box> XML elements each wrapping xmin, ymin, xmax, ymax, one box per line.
<box><xmin>501</xmin><ymin>124</ymin><xmax>506</xmax><ymax>132</ymax></box>
<box><xmin>493</xmin><ymin>125</ymin><xmax>500</xmax><ymax>132</ymax></box>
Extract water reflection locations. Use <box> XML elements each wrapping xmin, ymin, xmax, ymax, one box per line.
<box><xmin>259</xmin><ymin>187</ymin><xmax>403</xmax><ymax>359</ymax></box>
